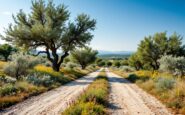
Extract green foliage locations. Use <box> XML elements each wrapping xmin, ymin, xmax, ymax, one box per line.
<box><xmin>97</xmin><ymin>61</ymin><xmax>106</xmax><ymax>67</ymax></box>
<box><xmin>3</xmin><ymin>53</ymin><xmax>40</xmax><ymax>79</ymax></box>
<box><xmin>106</xmin><ymin>61</ymin><xmax>112</xmax><ymax>67</ymax></box>
<box><xmin>0</xmin><ymin>84</ymin><xmax>17</xmax><ymax>96</ymax></box>
<box><xmin>96</xmin><ymin>59</ymin><xmax>106</xmax><ymax>67</ymax></box>
<box><xmin>158</xmin><ymin>55</ymin><xmax>185</xmax><ymax>76</ymax></box>
<box><xmin>0</xmin><ymin>44</ymin><xmax>17</xmax><ymax>61</ymax></box>
<box><xmin>26</xmin><ymin>73</ymin><xmax>55</xmax><ymax>87</ymax></box>
<box><xmin>120</xmin><ymin>66</ymin><xmax>135</xmax><ymax>72</ymax></box>
<box><xmin>114</xmin><ymin>61</ymin><xmax>121</xmax><ymax>67</ymax></box>
<box><xmin>131</xmin><ymin>32</ymin><xmax>185</xmax><ymax>70</ymax></box>
<box><xmin>127</xmin><ymin>74</ymin><xmax>149</xmax><ymax>83</ymax></box>
<box><xmin>155</xmin><ymin>77</ymin><xmax>176</xmax><ymax>93</ymax></box>
<box><xmin>127</xmin><ymin>74</ymin><xmax>139</xmax><ymax>82</ymax></box>
<box><xmin>71</xmin><ymin>47</ymin><xmax>98</xmax><ymax>69</ymax></box>
<box><xmin>121</xmin><ymin>59</ymin><xmax>129</xmax><ymax>66</ymax></box>
<box><xmin>63</xmin><ymin>72</ymin><xmax>108</xmax><ymax>115</ymax></box>
<box><xmin>63</xmin><ymin>102</ymin><xmax>105</xmax><ymax>115</ymax></box>
<box><xmin>128</xmin><ymin>53</ymin><xmax>142</xmax><ymax>70</ymax></box>
<box><xmin>2</xmin><ymin>0</ymin><xmax>96</xmax><ymax>71</ymax></box>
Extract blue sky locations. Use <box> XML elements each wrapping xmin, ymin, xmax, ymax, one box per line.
<box><xmin>0</xmin><ymin>0</ymin><xmax>185</xmax><ymax>51</ymax></box>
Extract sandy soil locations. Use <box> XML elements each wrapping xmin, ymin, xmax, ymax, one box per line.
<box><xmin>106</xmin><ymin>69</ymin><xmax>173</xmax><ymax>115</ymax></box>
<box><xmin>0</xmin><ymin>70</ymin><xmax>101</xmax><ymax>115</ymax></box>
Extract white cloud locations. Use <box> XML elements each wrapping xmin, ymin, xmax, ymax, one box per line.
<box><xmin>1</xmin><ymin>11</ymin><xmax>12</xmax><ymax>16</ymax></box>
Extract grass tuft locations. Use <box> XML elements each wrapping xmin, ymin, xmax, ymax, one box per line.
<box><xmin>62</xmin><ymin>71</ymin><xmax>108</xmax><ymax>115</ymax></box>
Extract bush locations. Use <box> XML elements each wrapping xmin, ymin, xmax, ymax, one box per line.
<box><xmin>0</xmin><ymin>75</ymin><xmax>16</xmax><ymax>84</ymax></box>
<box><xmin>63</xmin><ymin>102</ymin><xmax>105</xmax><ymax>115</ymax></box>
<box><xmin>158</xmin><ymin>55</ymin><xmax>185</xmax><ymax>76</ymax></box>
<box><xmin>114</xmin><ymin>61</ymin><xmax>121</xmax><ymax>67</ymax></box>
<box><xmin>26</xmin><ymin>73</ymin><xmax>55</xmax><ymax>87</ymax></box>
<box><xmin>3</xmin><ymin>53</ymin><xmax>40</xmax><ymax>80</ymax></box>
<box><xmin>127</xmin><ymin>74</ymin><xmax>139</xmax><ymax>82</ymax></box>
<box><xmin>65</xmin><ymin>62</ymin><xmax>78</xmax><ymax>69</ymax></box>
<box><xmin>120</xmin><ymin>66</ymin><xmax>135</xmax><ymax>72</ymax></box>
<box><xmin>63</xmin><ymin>72</ymin><xmax>108</xmax><ymax>115</ymax></box>
<box><xmin>137</xmin><ymin>79</ymin><xmax>155</xmax><ymax>92</ymax></box>
<box><xmin>15</xmin><ymin>81</ymin><xmax>39</xmax><ymax>93</ymax></box>
<box><xmin>155</xmin><ymin>77</ymin><xmax>176</xmax><ymax>92</ymax></box>
<box><xmin>0</xmin><ymin>84</ymin><xmax>17</xmax><ymax>96</ymax></box>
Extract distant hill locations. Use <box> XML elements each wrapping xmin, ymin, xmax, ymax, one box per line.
<box><xmin>97</xmin><ymin>50</ymin><xmax>134</xmax><ymax>59</ymax></box>
<box><xmin>98</xmin><ymin>50</ymin><xmax>134</xmax><ymax>55</ymax></box>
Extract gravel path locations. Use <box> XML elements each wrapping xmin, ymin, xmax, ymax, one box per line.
<box><xmin>0</xmin><ymin>70</ymin><xmax>101</xmax><ymax>115</ymax></box>
<box><xmin>106</xmin><ymin>69</ymin><xmax>173</xmax><ymax>115</ymax></box>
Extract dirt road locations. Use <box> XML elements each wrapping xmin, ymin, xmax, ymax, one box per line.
<box><xmin>1</xmin><ymin>70</ymin><xmax>101</xmax><ymax>115</ymax></box>
<box><xmin>106</xmin><ymin>69</ymin><xmax>172</xmax><ymax>115</ymax></box>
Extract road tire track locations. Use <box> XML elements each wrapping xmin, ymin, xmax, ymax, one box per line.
<box><xmin>106</xmin><ymin>69</ymin><xmax>172</xmax><ymax>115</ymax></box>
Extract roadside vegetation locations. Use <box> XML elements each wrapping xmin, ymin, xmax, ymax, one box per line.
<box><xmin>62</xmin><ymin>70</ymin><xmax>109</xmax><ymax>115</ymax></box>
<box><xmin>0</xmin><ymin>0</ymin><xmax>99</xmax><ymax>109</ymax></box>
<box><xmin>109</xmin><ymin>32</ymin><xmax>185</xmax><ymax>114</ymax></box>
<box><xmin>0</xmin><ymin>56</ymin><xmax>97</xmax><ymax>109</ymax></box>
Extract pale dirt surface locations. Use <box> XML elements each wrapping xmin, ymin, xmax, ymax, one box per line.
<box><xmin>106</xmin><ymin>69</ymin><xmax>173</xmax><ymax>115</ymax></box>
<box><xmin>0</xmin><ymin>70</ymin><xmax>101</xmax><ymax>115</ymax></box>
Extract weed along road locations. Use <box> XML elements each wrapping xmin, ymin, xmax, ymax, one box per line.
<box><xmin>0</xmin><ymin>69</ymin><xmax>102</xmax><ymax>115</ymax></box>
<box><xmin>106</xmin><ymin>69</ymin><xmax>172</xmax><ymax>115</ymax></box>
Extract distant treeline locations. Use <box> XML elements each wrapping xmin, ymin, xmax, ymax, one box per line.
<box><xmin>97</xmin><ymin>54</ymin><xmax>131</xmax><ymax>59</ymax></box>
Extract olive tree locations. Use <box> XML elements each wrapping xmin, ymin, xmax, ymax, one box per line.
<box><xmin>0</xmin><ymin>44</ymin><xmax>17</xmax><ymax>61</ymax></box>
<box><xmin>1</xmin><ymin>0</ymin><xmax>96</xmax><ymax>71</ymax></box>
<box><xmin>136</xmin><ymin>32</ymin><xmax>185</xmax><ymax>70</ymax></box>
<box><xmin>71</xmin><ymin>47</ymin><xmax>98</xmax><ymax>69</ymax></box>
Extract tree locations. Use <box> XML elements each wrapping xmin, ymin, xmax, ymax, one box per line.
<box><xmin>71</xmin><ymin>47</ymin><xmax>98</xmax><ymax>69</ymax></box>
<box><xmin>97</xmin><ymin>61</ymin><xmax>106</xmax><ymax>67</ymax></box>
<box><xmin>106</xmin><ymin>61</ymin><xmax>112</xmax><ymax>67</ymax></box>
<box><xmin>2</xmin><ymin>0</ymin><xmax>96</xmax><ymax>71</ymax></box>
<box><xmin>0</xmin><ymin>44</ymin><xmax>17</xmax><ymax>61</ymax></box>
<box><xmin>121</xmin><ymin>59</ymin><xmax>129</xmax><ymax>66</ymax></box>
<box><xmin>114</xmin><ymin>61</ymin><xmax>121</xmax><ymax>67</ymax></box>
<box><xmin>128</xmin><ymin>53</ymin><xmax>142</xmax><ymax>70</ymax></box>
<box><xmin>137</xmin><ymin>32</ymin><xmax>185</xmax><ymax>70</ymax></box>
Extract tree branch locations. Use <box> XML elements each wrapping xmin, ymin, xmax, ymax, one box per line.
<box><xmin>33</xmin><ymin>51</ymin><xmax>47</xmax><ymax>56</ymax></box>
<box><xmin>58</xmin><ymin>52</ymin><xmax>69</xmax><ymax>65</ymax></box>
<box><xmin>46</xmin><ymin>47</ymin><xmax>53</xmax><ymax>62</ymax></box>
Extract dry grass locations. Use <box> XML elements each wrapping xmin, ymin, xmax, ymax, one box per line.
<box><xmin>62</xmin><ymin>71</ymin><xmax>108</xmax><ymax>115</ymax></box>
<box><xmin>0</xmin><ymin>61</ymin><xmax>7</xmax><ymax>70</ymax></box>
<box><xmin>113</xmin><ymin>70</ymin><xmax>185</xmax><ymax>114</ymax></box>
<box><xmin>0</xmin><ymin>64</ymin><xmax>97</xmax><ymax>109</ymax></box>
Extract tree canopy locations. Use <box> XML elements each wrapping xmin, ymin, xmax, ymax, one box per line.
<box><xmin>71</xmin><ymin>47</ymin><xmax>98</xmax><ymax>69</ymax></box>
<box><xmin>0</xmin><ymin>44</ymin><xmax>17</xmax><ymax>61</ymax></box>
<box><xmin>2</xmin><ymin>0</ymin><xmax>96</xmax><ymax>71</ymax></box>
<box><xmin>129</xmin><ymin>32</ymin><xmax>185</xmax><ymax>70</ymax></box>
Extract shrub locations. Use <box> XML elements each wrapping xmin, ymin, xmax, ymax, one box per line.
<box><xmin>3</xmin><ymin>53</ymin><xmax>40</xmax><ymax>80</ymax></box>
<box><xmin>0</xmin><ymin>84</ymin><xmax>17</xmax><ymax>96</ymax></box>
<box><xmin>137</xmin><ymin>79</ymin><xmax>155</xmax><ymax>92</ymax></box>
<box><xmin>0</xmin><ymin>75</ymin><xmax>16</xmax><ymax>84</ymax></box>
<box><xmin>120</xmin><ymin>66</ymin><xmax>135</xmax><ymax>72</ymax></box>
<box><xmin>155</xmin><ymin>77</ymin><xmax>176</xmax><ymax>93</ymax></box>
<box><xmin>26</xmin><ymin>73</ymin><xmax>55</xmax><ymax>87</ymax></box>
<box><xmin>114</xmin><ymin>61</ymin><xmax>121</xmax><ymax>67</ymax></box>
<box><xmin>158</xmin><ymin>55</ymin><xmax>185</xmax><ymax>76</ymax></box>
<box><xmin>15</xmin><ymin>81</ymin><xmax>40</xmax><ymax>93</ymax></box>
<box><xmin>65</xmin><ymin>62</ymin><xmax>78</xmax><ymax>69</ymax></box>
<box><xmin>63</xmin><ymin>102</ymin><xmax>105</xmax><ymax>115</ymax></box>
<box><xmin>63</xmin><ymin>72</ymin><xmax>108</xmax><ymax>115</ymax></box>
<box><xmin>127</xmin><ymin>74</ymin><xmax>139</xmax><ymax>82</ymax></box>
<box><xmin>44</xmin><ymin>61</ymin><xmax>52</xmax><ymax>67</ymax></box>
<box><xmin>80</xmin><ymin>78</ymin><xmax>108</xmax><ymax>105</ymax></box>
